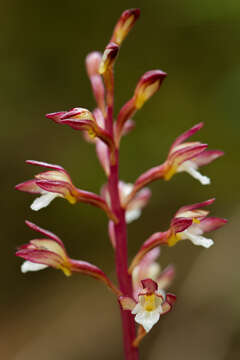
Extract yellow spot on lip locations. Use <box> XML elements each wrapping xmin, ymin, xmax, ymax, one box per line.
<box><xmin>144</xmin><ymin>294</ymin><xmax>156</xmax><ymax>312</ymax></box>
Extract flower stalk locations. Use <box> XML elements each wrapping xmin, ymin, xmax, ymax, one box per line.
<box><xmin>15</xmin><ymin>7</ymin><xmax>227</xmax><ymax>360</ymax></box>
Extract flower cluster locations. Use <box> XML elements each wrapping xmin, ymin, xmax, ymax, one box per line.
<box><xmin>15</xmin><ymin>8</ymin><xmax>227</xmax><ymax>359</ymax></box>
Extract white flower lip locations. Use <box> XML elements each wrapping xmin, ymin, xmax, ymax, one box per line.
<box><xmin>21</xmin><ymin>261</ymin><xmax>48</xmax><ymax>273</ymax></box>
<box><xmin>31</xmin><ymin>192</ymin><xmax>60</xmax><ymax>211</ymax></box>
<box><xmin>132</xmin><ymin>303</ymin><xmax>162</xmax><ymax>332</ymax></box>
<box><xmin>178</xmin><ymin>160</ymin><xmax>210</xmax><ymax>185</ymax></box>
<box><xmin>181</xmin><ymin>227</ymin><xmax>214</xmax><ymax>248</ymax></box>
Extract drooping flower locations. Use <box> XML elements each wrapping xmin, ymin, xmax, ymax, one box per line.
<box><xmin>168</xmin><ymin>198</ymin><xmax>227</xmax><ymax>248</ymax></box>
<box><xmin>129</xmin><ymin>199</ymin><xmax>227</xmax><ymax>271</ymax></box>
<box><xmin>46</xmin><ymin>107</ymin><xmax>115</xmax><ymax>157</ymax></box>
<box><xmin>15</xmin><ymin>160</ymin><xmax>78</xmax><ymax>211</ymax></box>
<box><xmin>16</xmin><ymin>221</ymin><xmax>121</xmax><ymax>295</ymax></box>
<box><xmin>16</xmin><ymin>220</ymin><xmax>74</xmax><ymax>276</ymax></box>
<box><xmin>15</xmin><ymin>160</ymin><xmax>117</xmax><ymax>221</ymax></box>
<box><xmin>163</xmin><ymin>123</ymin><xmax>224</xmax><ymax>184</ymax></box>
<box><xmin>131</xmin><ymin>123</ymin><xmax>224</xmax><ymax>196</ymax></box>
<box><xmin>120</xmin><ymin>279</ymin><xmax>176</xmax><ymax>333</ymax></box>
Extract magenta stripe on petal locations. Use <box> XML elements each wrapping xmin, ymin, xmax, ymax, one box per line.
<box><xmin>26</xmin><ymin>160</ymin><xmax>65</xmax><ymax>172</ymax></box>
<box><xmin>175</xmin><ymin>198</ymin><xmax>215</xmax><ymax>216</ymax></box>
<box><xmin>170</xmin><ymin>122</ymin><xmax>204</xmax><ymax>150</ymax></box>
<box><xmin>171</xmin><ymin>217</ymin><xmax>193</xmax><ymax>233</ymax></box>
<box><xmin>15</xmin><ymin>179</ymin><xmax>41</xmax><ymax>194</ymax></box>
<box><xmin>25</xmin><ymin>220</ymin><xmax>64</xmax><ymax>245</ymax></box>
<box><xmin>194</xmin><ymin>150</ymin><xmax>224</xmax><ymax>167</ymax></box>
<box><xmin>199</xmin><ymin>217</ymin><xmax>227</xmax><ymax>233</ymax></box>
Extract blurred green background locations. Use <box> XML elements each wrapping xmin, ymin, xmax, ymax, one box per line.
<box><xmin>2</xmin><ymin>0</ymin><xmax>239</xmax><ymax>359</ymax></box>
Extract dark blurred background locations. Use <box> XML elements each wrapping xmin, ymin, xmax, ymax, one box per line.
<box><xmin>2</xmin><ymin>0</ymin><xmax>240</xmax><ymax>359</ymax></box>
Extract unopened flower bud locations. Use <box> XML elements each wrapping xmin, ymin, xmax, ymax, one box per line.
<box><xmin>134</xmin><ymin>70</ymin><xmax>167</xmax><ymax>109</ymax></box>
<box><xmin>111</xmin><ymin>8</ymin><xmax>140</xmax><ymax>45</ymax></box>
<box><xmin>116</xmin><ymin>70</ymin><xmax>167</xmax><ymax>145</ymax></box>
<box><xmin>86</xmin><ymin>52</ymin><xmax>105</xmax><ymax>113</ymax></box>
<box><xmin>86</xmin><ymin>51</ymin><xmax>102</xmax><ymax>77</ymax></box>
<box><xmin>99</xmin><ymin>42</ymin><xmax>119</xmax><ymax>74</ymax></box>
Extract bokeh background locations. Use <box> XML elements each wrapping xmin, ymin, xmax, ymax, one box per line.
<box><xmin>2</xmin><ymin>0</ymin><xmax>240</xmax><ymax>359</ymax></box>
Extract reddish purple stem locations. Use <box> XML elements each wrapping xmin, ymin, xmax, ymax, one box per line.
<box><xmin>106</xmin><ymin>104</ymin><xmax>139</xmax><ymax>360</ymax></box>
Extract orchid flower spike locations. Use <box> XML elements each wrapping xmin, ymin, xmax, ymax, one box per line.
<box><xmin>168</xmin><ymin>198</ymin><xmax>227</xmax><ymax>248</ymax></box>
<box><xmin>120</xmin><ymin>279</ymin><xmax>176</xmax><ymax>333</ymax></box>
<box><xmin>15</xmin><ymin>160</ymin><xmax>117</xmax><ymax>222</ymax></box>
<box><xmin>163</xmin><ymin>122</ymin><xmax>224</xmax><ymax>184</ymax></box>
<box><xmin>15</xmin><ymin>160</ymin><xmax>79</xmax><ymax>211</ymax></box>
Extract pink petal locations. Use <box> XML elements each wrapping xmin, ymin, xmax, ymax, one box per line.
<box><xmin>157</xmin><ymin>265</ymin><xmax>175</xmax><ymax>289</ymax></box>
<box><xmin>128</xmin><ymin>187</ymin><xmax>151</xmax><ymax>211</ymax></box>
<box><xmin>36</xmin><ymin>180</ymin><xmax>72</xmax><ymax>197</ymax></box>
<box><xmin>16</xmin><ymin>249</ymin><xmax>64</xmax><ymax>268</ymax></box>
<box><xmin>199</xmin><ymin>217</ymin><xmax>227</xmax><ymax>233</ymax></box>
<box><xmin>194</xmin><ymin>150</ymin><xmax>224</xmax><ymax>167</ymax></box>
<box><xmin>59</xmin><ymin>107</ymin><xmax>85</xmax><ymax>120</ymax></box>
<box><xmin>108</xmin><ymin>220</ymin><xmax>116</xmax><ymax>248</ymax></box>
<box><xmin>175</xmin><ymin>198</ymin><xmax>215</xmax><ymax>217</ymax></box>
<box><xmin>170</xmin><ymin>122</ymin><xmax>204</xmax><ymax>150</ymax></box>
<box><xmin>93</xmin><ymin>108</ymin><xmax>105</xmax><ymax>128</ymax></box>
<box><xmin>60</xmin><ymin>119</ymin><xmax>93</xmax><ymax>131</ymax></box>
<box><xmin>121</xmin><ymin>119</ymin><xmax>136</xmax><ymax>136</ymax></box>
<box><xmin>168</xmin><ymin>143</ymin><xmax>208</xmax><ymax>166</ymax></box>
<box><xmin>35</xmin><ymin>170</ymin><xmax>71</xmax><ymax>183</ymax></box>
<box><xmin>139</xmin><ymin>247</ymin><xmax>160</xmax><ymax>269</ymax></box>
<box><xmin>25</xmin><ymin>220</ymin><xmax>63</xmax><ymax>245</ymax></box>
<box><xmin>171</xmin><ymin>217</ymin><xmax>193</xmax><ymax>233</ymax></box>
<box><xmin>15</xmin><ymin>179</ymin><xmax>41</xmax><ymax>194</ymax></box>
<box><xmin>46</xmin><ymin>111</ymin><xmax>67</xmax><ymax>123</ymax></box>
<box><xmin>26</xmin><ymin>160</ymin><xmax>65</xmax><ymax>172</ymax></box>
<box><xmin>96</xmin><ymin>140</ymin><xmax>110</xmax><ymax>176</ymax></box>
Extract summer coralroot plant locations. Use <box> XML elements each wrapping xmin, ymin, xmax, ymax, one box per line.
<box><xmin>15</xmin><ymin>9</ymin><xmax>227</xmax><ymax>360</ymax></box>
